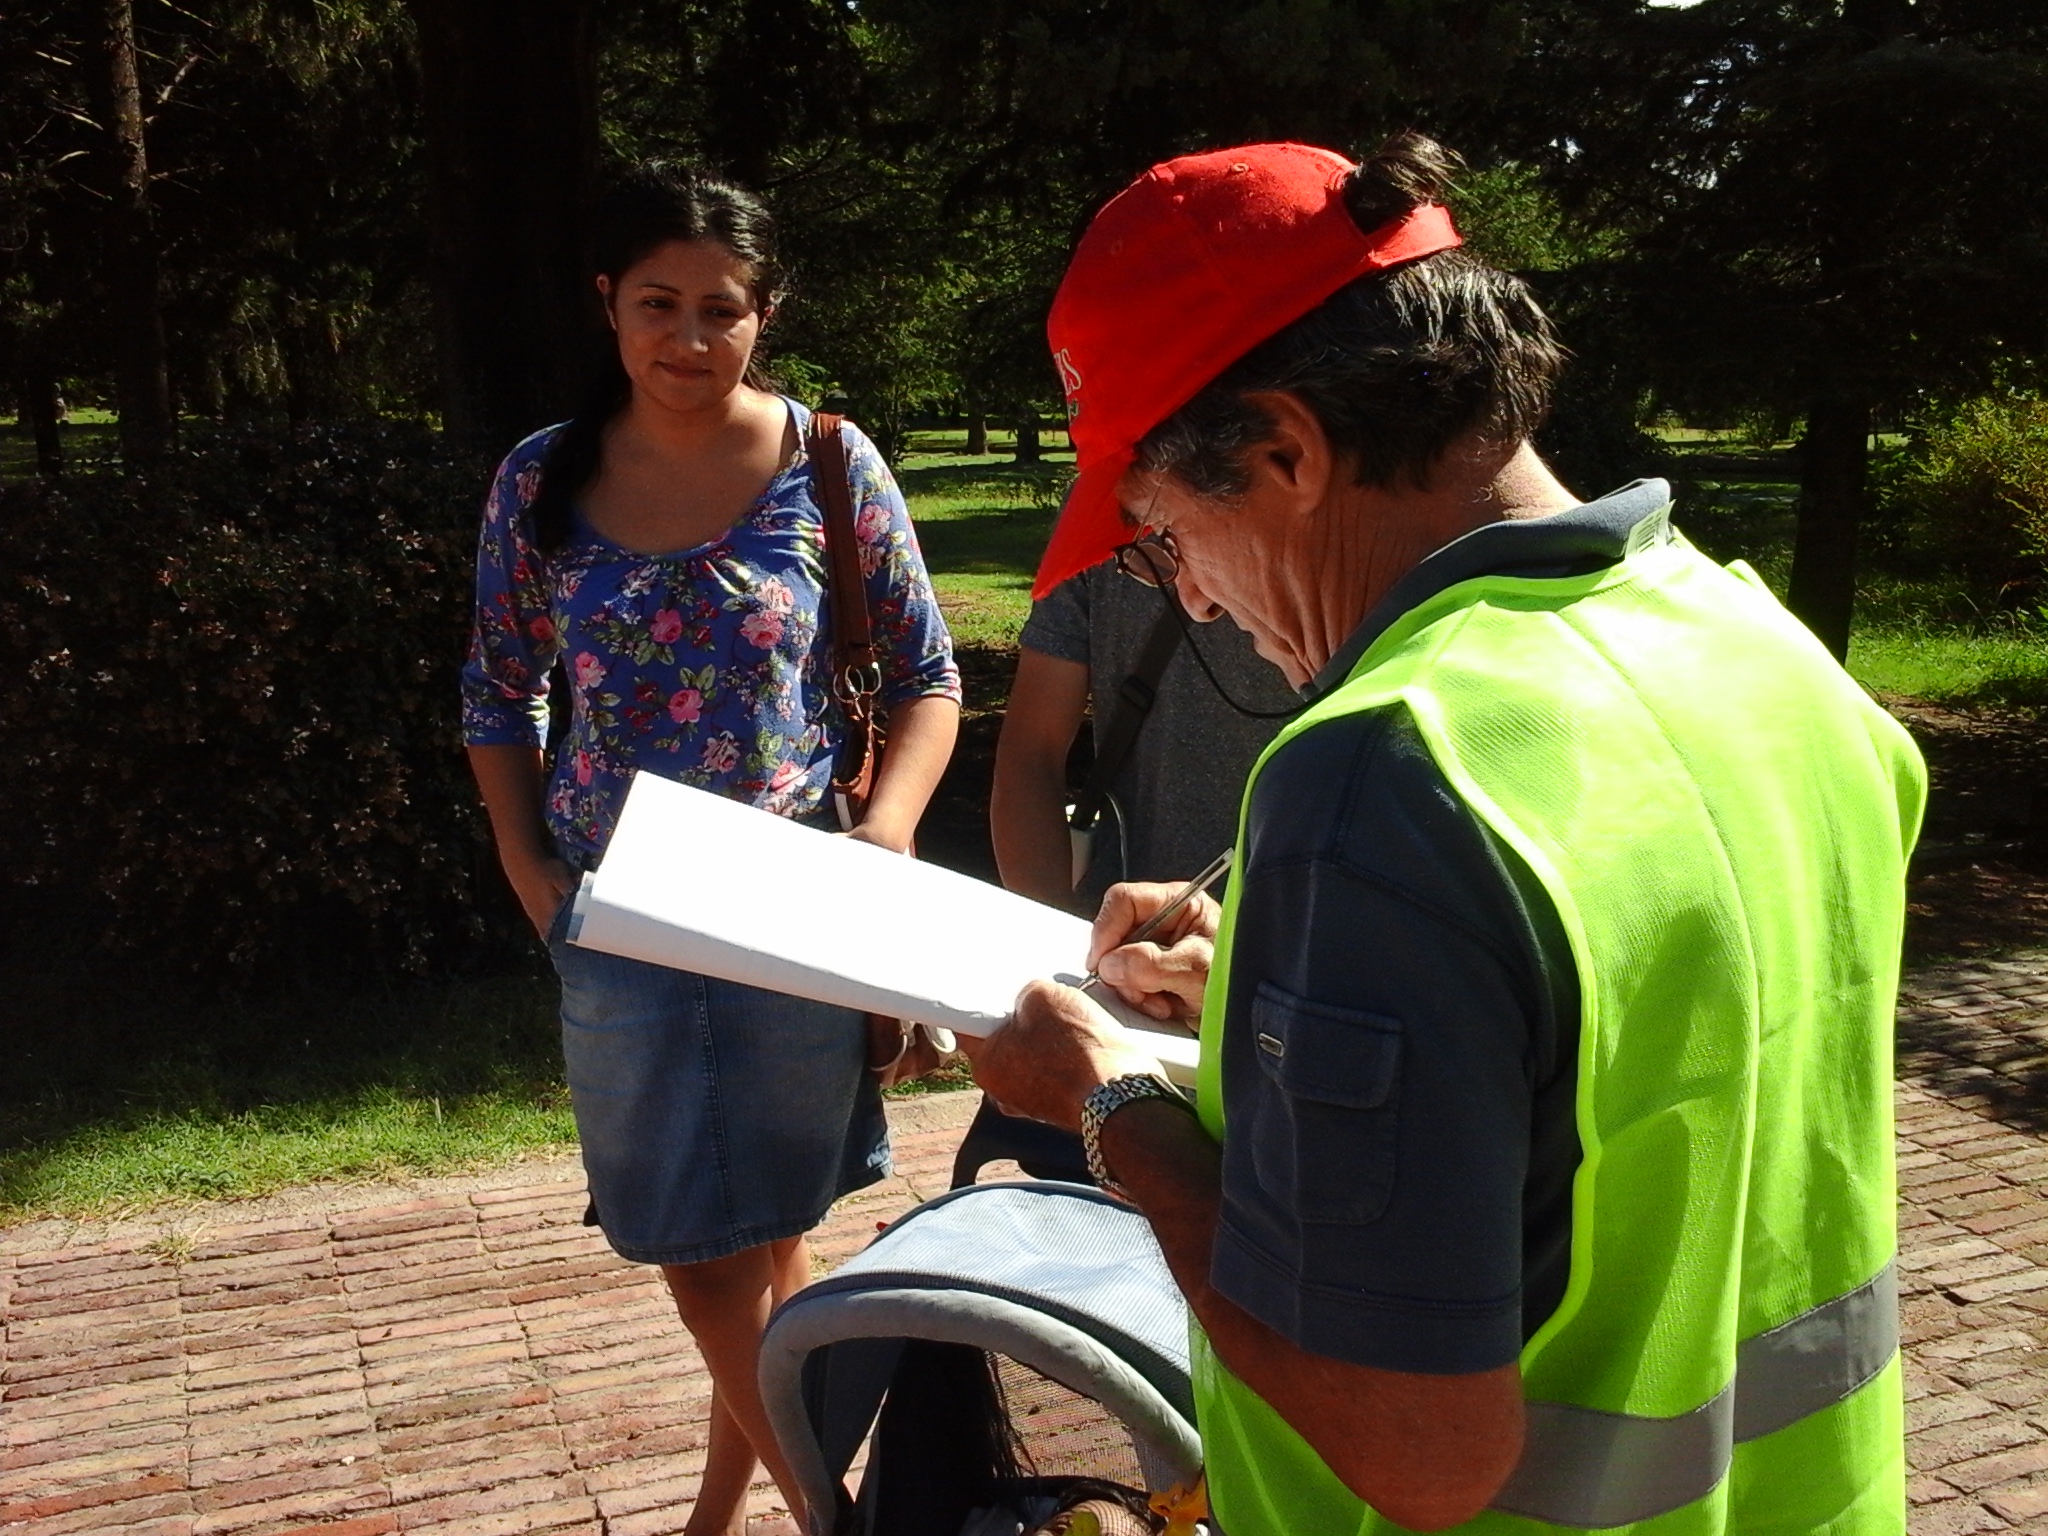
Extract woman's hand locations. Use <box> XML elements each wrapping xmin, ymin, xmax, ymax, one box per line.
<box><xmin>848</xmin><ymin>695</ymin><xmax>959</xmax><ymax>854</ymax></box>
<box><xmin>1086</xmin><ymin>881</ymin><xmax>1221</xmax><ymax>1023</ymax></box>
<box><xmin>504</xmin><ymin>848</ymin><xmax>578</xmax><ymax>940</ymax></box>
<box><xmin>964</xmin><ymin>979</ymin><xmax>1161</xmax><ymax>1132</ymax></box>
<box><xmin>467</xmin><ymin>745</ymin><xmax>578</xmax><ymax>941</ymax></box>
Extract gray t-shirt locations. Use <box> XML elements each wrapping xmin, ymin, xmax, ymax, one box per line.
<box><xmin>1019</xmin><ymin>562</ymin><xmax>1298</xmax><ymax>901</ymax></box>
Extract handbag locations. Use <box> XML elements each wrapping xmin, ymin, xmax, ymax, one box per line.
<box><xmin>806</xmin><ymin>411</ymin><xmax>957</xmax><ymax>1089</ymax></box>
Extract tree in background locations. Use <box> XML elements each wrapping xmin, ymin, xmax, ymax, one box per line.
<box><xmin>0</xmin><ymin>6</ymin><xmax>77</xmax><ymax>475</ymax></box>
<box><xmin>8</xmin><ymin>0</ymin><xmax>2048</xmax><ymax>576</ymax></box>
<box><xmin>853</xmin><ymin>0</ymin><xmax>1543</xmax><ymax>447</ymax></box>
<box><xmin>1</xmin><ymin>1</ymin><xmax>439</xmax><ymax>450</ymax></box>
<box><xmin>407</xmin><ymin>0</ymin><xmax>599</xmax><ymax>457</ymax></box>
<box><xmin>1532</xmin><ymin>0</ymin><xmax>2048</xmax><ymax>657</ymax></box>
<box><xmin>84</xmin><ymin>0</ymin><xmax>176</xmax><ymax>465</ymax></box>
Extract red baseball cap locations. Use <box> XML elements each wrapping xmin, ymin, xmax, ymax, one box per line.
<box><xmin>1034</xmin><ymin>142</ymin><xmax>1461</xmax><ymax>598</ymax></box>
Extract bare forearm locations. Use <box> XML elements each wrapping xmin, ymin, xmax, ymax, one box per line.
<box><xmin>992</xmin><ymin>648</ymin><xmax>1092</xmax><ymax>909</ymax></box>
<box><xmin>467</xmin><ymin>743</ymin><xmax>553</xmax><ymax>864</ymax></box>
<box><xmin>860</xmin><ymin>693</ymin><xmax>960</xmax><ymax>852</ymax></box>
<box><xmin>1097</xmin><ymin>1102</ymin><xmax>1253</xmax><ymax>1358</ymax></box>
<box><xmin>1099</xmin><ymin>1107</ymin><xmax>1441</xmax><ymax>1456</ymax></box>
<box><xmin>991</xmin><ymin>752</ymin><xmax>1080</xmax><ymax>908</ymax></box>
<box><xmin>468</xmin><ymin>742</ymin><xmax>576</xmax><ymax>936</ymax></box>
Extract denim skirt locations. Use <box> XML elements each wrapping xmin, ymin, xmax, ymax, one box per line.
<box><xmin>547</xmin><ymin>902</ymin><xmax>891</xmax><ymax>1267</ymax></box>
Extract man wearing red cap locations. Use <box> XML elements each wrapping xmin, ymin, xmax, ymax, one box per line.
<box><xmin>969</xmin><ymin>133</ymin><xmax>1921</xmax><ymax>1535</ymax></box>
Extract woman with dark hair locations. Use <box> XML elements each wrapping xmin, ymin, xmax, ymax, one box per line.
<box><xmin>461</xmin><ymin>164</ymin><xmax>960</xmax><ymax>1533</ymax></box>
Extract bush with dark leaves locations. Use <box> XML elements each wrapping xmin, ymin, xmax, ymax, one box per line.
<box><xmin>1873</xmin><ymin>392</ymin><xmax>2048</xmax><ymax>604</ymax></box>
<box><xmin>0</xmin><ymin>423</ymin><xmax>521</xmax><ymax>981</ymax></box>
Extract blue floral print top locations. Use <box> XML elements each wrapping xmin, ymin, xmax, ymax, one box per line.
<box><xmin>461</xmin><ymin>400</ymin><xmax>960</xmax><ymax>864</ymax></box>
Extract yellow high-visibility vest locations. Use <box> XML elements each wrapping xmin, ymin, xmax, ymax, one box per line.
<box><xmin>1195</xmin><ymin>525</ymin><xmax>1924</xmax><ymax>1534</ymax></box>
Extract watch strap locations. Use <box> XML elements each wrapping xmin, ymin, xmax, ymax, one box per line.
<box><xmin>1081</xmin><ymin>1072</ymin><xmax>1194</xmax><ymax>1201</ymax></box>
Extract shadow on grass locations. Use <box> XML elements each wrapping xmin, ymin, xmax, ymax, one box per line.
<box><xmin>895</xmin><ymin>457</ymin><xmax>1073</xmax><ymax>505</ymax></box>
<box><xmin>913</xmin><ymin>506</ymin><xmax>1059</xmax><ymax>579</ymax></box>
<box><xmin>0</xmin><ymin>938</ymin><xmax>574</xmax><ymax>1221</ymax></box>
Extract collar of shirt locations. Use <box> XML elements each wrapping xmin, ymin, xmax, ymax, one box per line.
<box><xmin>1305</xmin><ymin>478</ymin><xmax>1676</xmax><ymax>700</ymax></box>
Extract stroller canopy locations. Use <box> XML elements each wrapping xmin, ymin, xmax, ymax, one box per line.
<box><xmin>760</xmin><ymin>1181</ymin><xmax>1199</xmax><ymax>1532</ymax></box>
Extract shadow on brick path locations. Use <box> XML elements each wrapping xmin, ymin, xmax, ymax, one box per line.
<box><xmin>1900</xmin><ymin>952</ymin><xmax>2048</xmax><ymax>1134</ymax></box>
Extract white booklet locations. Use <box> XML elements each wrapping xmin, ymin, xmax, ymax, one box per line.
<box><xmin>566</xmin><ymin>772</ymin><xmax>1201</xmax><ymax>1085</ymax></box>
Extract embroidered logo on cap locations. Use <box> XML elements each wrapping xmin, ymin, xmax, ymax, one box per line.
<box><xmin>1053</xmin><ymin>347</ymin><xmax>1084</xmax><ymax>418</ymax></box>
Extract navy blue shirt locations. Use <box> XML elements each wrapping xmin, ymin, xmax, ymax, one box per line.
<box><xmin>1210</xmin><ymin>481</ymin><xmax>1674</xmax><ymax>1375</ymax></box>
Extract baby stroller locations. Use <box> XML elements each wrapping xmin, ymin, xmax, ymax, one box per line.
<box><xmin>759</xmin><ymin>1180</ymin><xmax>1203</xmax><ymax>1536</ymax></box>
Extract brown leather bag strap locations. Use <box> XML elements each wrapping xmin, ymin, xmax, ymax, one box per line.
<box><xmin>807</xmin><ymin>412</ymin><xmax>881</xmax><ymax>829</ymax></box>
<box><xmin>806</xmin><ymin>411</ymin><xmax>880</xmax><ymax>697</ymax></box>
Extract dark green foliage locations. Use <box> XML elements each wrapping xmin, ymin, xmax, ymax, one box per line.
<box><xmin>2</xmin><ymin>4</ymin><xmax>437</xmax><ymax>436</ymax></box>
<box><xmin>1871</xmin><ymin>392</ymin><xmax>2048</xmax><ymax>603</ymax></box>
<box><xmin>1519</xmin><ymin>0</ymin><xmax>2048</xmax><ymax>654</ymax></box>
<box><xmin>0</xmin><ymin>424</ymin><xmax>507</xmax><ymax>980</ymax></box>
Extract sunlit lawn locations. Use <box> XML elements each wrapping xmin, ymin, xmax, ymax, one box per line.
<box><xmin>0</xmin><ymin>410</ymin><xmax>120</xmax><ymax>479</ymax></box>
<box><xmin>1851</xmin><ymin>626</ymin><xmax>2048</xmax><ymax>710</ymax></box>
<box><xmin>897</xmin><ymin>430</ymin><xmax>1073</xmax><ymax>650</ymax></box>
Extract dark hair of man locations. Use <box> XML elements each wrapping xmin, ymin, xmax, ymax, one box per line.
<box><xmin>1135</xmin><ymin>131</ymin><xmax>1567</xmax><ymax>501</ymax></box>
<box><xmin>530</xmin><ymin>163</ymin><xmax>785</xmax><ymax>554</ymax></box>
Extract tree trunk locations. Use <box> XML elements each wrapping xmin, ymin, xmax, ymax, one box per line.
<box><xmin>18</xmin><ymin>367</ymin><xmax>63</xmax><ymax>476</ymax></box>
<box><xmin>965</xmin><ymin>412</ymin><xmax>988</xmax><ymax>456</ymax></box>
<box><xmin>1013</xmin><ymin>413</ymin><xmax>1040</xmax><ymax>463</ymax></box>
<box><xmin>409</xmin><ymin>0</ymin><xmax>600</xmax><ymax>457</ymax></box>
<box><xmin>84</xmin><ymin>0</ymin><xmax>173</xmax><ymax>466</ymax></box>
<box><xmin>1785</xmin><ymin>392</ymin><xmax>1871</xmax><ymax>662</ymax></box>
<box><xmin>282</xmin><ymin>310</ymin><xmax>345</xmax><ymax>429</ymax></box>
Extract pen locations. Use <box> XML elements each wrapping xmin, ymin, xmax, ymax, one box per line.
<box><xmin>1079</xmin><ymin>845</ymin><xmax>1234</xmax><ymax>992</ymax></box>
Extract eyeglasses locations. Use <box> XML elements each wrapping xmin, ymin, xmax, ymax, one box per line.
<box><xmin>1114</xmin><ymin>530</ymin><xmax>1181</xmax><ymax>588</ymax></box>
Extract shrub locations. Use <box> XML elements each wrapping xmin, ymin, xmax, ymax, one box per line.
<box><xmin>0</xmin><ymin>423</ymin><xmax>516</xmax><ymax>981</ymax></box>
<box><xmin>1876</xmin><ymin>392</ymin><xmax>2048</xmax><ymax>600</ymax></box>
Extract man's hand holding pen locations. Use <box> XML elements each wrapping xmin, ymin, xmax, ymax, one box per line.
<box><xmin>1084</xmin><ymin>878</ymin><xmax>1220</xmax><ymax>1024</ymax></box>
<box><xmin>963</xmin><ymin>878</ymin><xmax>1223</xmax><ymax>1131</ymax></box>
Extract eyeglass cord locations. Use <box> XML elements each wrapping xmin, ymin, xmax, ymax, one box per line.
<box><xmin>1153</xmin><ymin>583</ymin><xmax>1313</xmax><ymax>722</ymax></box>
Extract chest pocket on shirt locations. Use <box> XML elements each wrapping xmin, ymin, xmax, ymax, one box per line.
<box><xmin>1243</xmin><ymin>981</ymin><xmax>1404</xmax><ymax>1225</ymax></box>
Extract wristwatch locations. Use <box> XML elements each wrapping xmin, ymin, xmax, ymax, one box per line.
<box><xmin>1081</xmin><ymin>1072</ymin><xmax>1196</xmax><ymax>1202</ymax></box>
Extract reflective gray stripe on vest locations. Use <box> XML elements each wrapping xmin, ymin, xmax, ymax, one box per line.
<box><xmin>1490</xmin><ymin>1261</ymin><xmax>1898</xmax><ymax>1529</ymax></box>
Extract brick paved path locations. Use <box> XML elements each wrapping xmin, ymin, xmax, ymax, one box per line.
<box><xmin>1897</xmin><ymin>951</ymin><xmax>2048</xmax><ymax>1533</ymax></box>
<box><xmin>0</xmin><ymin>1094</ymin><xmax>980</xmax><ymax>1536</ymax></box>
<box><xmin>5</xmin><ymin>952</ymin><xmax>2048</xmax><ymax>1536</ymax></box>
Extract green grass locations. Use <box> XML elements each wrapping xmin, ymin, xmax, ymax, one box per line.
<box><xmin>896</xmin><ymin>440</ymin><xmax>1073</xmax><ymax>649</ymax></box>
<box><xmin>3</xmin><ymin>1087</ymin><xmax>576</xmax><ymax>1222</ymax></box>
<box><xmin>0</xmin><ymin>413</ymin><xmax>121</xmax><ymax>479</ymax></box>
<box><xmin>1652</xmin><ymin>441</ymin><xmax>2048</xmax><ymax>712</ymax></box>
<box><xmin>1850</xmin><ymin>623</ymin><xmax>2048</xmax><ymax>710</ymax></box>
<box><xmin>0</xmin><ymin>961</ymin><xmax>579</xmax><ymax>1224</ymax></box>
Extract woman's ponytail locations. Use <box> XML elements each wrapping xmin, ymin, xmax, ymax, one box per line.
<box><xmin>530</xmin><ymin>365</ymin><xmax>628</xmax><ymax>556</ymax></box>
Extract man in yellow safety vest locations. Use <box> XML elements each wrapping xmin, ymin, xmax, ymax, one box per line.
<box><xmin>968</xmin><ymin>130</ymin><xmax>1922</xmax><ymax>1535</ymax></box>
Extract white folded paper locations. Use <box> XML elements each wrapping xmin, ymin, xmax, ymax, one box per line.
<box><xmin>567</xmin><ymin>772</ymin><xmax>1201</xmax><ymax>1085</ymax></box>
